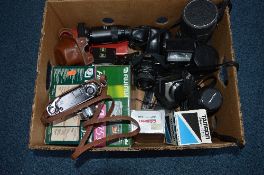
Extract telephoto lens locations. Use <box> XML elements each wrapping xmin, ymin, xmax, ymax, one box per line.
<box><xmin>77</xmin><ymin>23</ymin><xmax>171</xmax><ymax>54</ymax></box>
<box><xmin>77</xmin><ymin>23</ymin><xmax>131</xmax><ymax>44</ymax></box>
<box><xmin>181</xmin><ymin>0</ymin><xmax>219</xmax><ymax>42</ymax></box>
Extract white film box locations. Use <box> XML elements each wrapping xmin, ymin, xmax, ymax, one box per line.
<box><xmin>131</xmin><ymin>110</ymin><xmax>165</xmax><ymax>134</ymax></box>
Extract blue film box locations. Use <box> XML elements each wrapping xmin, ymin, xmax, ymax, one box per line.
<box><xmin>165</xmin><ymin>109</ymin><xmax>212</xmax><ymax>146</ymax></box>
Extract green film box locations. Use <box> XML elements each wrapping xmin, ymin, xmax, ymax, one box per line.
<box><xmin>45</xmin><ymin>65</ymin><xmax>131</xmax><ymax>147</ymax></box>
<box><xmin>45</xmin><ymin>66</ymin><xmax>95</xmax><ymax>145</ymax></box>
<box><xmin>96</xmin><ymin>65</ymin><xmax>131</xmax><ymax>147</ymax></box>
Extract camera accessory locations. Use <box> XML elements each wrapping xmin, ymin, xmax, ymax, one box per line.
<box><xmin>70</xmin><ymin>98</ymin><xmax>141</xmax><ymax>159</ymax></box>
<box><xmin>77</xmin><ymin>23</ymin><xmax>131</xmax><ymax>44</ymax></box>
<box><xmin>133</xmin><ymin>56</ymin><xmax>156</xmax><ymax>90</ymax></box>
<box><xmin>192</xmin><ymin>44</ymin><xmax>219</xmax><ymax>67</ymax></box>
<box><xmin>186</xmin><ymin>87</ymin><xmax>223</xmax><ymax>114</ymax></box>
<box><xmin>155</xmin><ymin>70</ymin><xmax>223</xmax><ymax>114</ymax></box>
<box><xmin>54</xmin><ymin>28</ymin><xmax>93</xmax><ymax>65</ymax></box>
<box><xmin>155</xmin><ymin>71</ymin><xmax>196</xmax><ymax>110</ymax></box>
<box><xmin>132</xmin><ymin>52</ymin><xmax>168</xmax><ymax>91</ymax></box>
<box><xmin>130</xmin><ymin>26</ymin><xmax>171</xmax><ymax>54</ymax></box>
<box><xmin>165</xmin><ymin>40</ymin><xmax>220</xmax><ymax>73</ymax></box>
<box><xmin>165</xmin><ymin>109</ymin><xmax>211</xmax><ymax>145</ymax></box>
<box><xmin>80</xmin><ymin>106</ymin><xmax>96</xmax><ymax>119</ymax></box>
<box><xmin>72</xmin><ymin>103</ymin><xmax>141</xmax><ymax>159</ymax></box>
<box><xmin>41</xmin><ymin>75</ymin><xmax>108</xmax><ymax>124</ymax></box>
<box><xmin>165</xmin><ymin>38</ymin><xmax>195</xmax><ymax>64</ymax></box>
<box><xmin>46</xmin><ymin>82</ymin><xmax>101</xmax><ymax>116</ymax></box>
<box><xmin>181</xmin><ymin>0</ymin><xmax>218</xmax><ymax>42</ymax></box>
<box><xmin>91</xmin><ymin>47</ymin><xmax>116</xmax><ymax>64</ymax></box>
<box><xmin>141</xmin><ymin>91</ymin><xmax>156</xmax><ymax>109</ymax></box>
<box><xmin>186</xmin><ymin>77</ymin><xmax>223</xmax><ymax>114</ymax></box>
<box><xmin>78</xmin><ymin>23</ymin><xmax>171</xmax><ymax>54</ymax></box>
<box><xmin>45</xmin><ymin>66</ymin><xmax>97</xmax><ymax>145</ymax></box>
<box><xmin>96</xmin><ymin>65</ymin><xmax>134</xmax><ymax>147</ymax></box>
<box><xmin>217</xmin><ymin>0</ymin><xmax>232</xmax><ymax>22</ymax></box>
<box><xmin>131</xmin><ymin>110</ymin><xmax>165</xmax><ymax>134</ymax></box>
<box><xmin>91</xmin><ymin>41</ymin><xmax>129</xmax><ymax>56</ymax></box>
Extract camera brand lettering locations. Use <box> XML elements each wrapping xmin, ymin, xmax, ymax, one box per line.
<box><xmin>200</xmin><ymin>115</ymin><xmax>210</xmax><ymax>139</ymax></box>
<box><xmin>123</xmin><ymin>67</ymin><xmax>129</xmax><ymax>98</ymax></box>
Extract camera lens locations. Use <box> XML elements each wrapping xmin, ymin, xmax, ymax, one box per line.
<box><xmin>135</xmin><ymin>58</ymin><xmax>156</xmax><ymax>90</ymax></box>
<box><xmin>182</xmin><ymin>0</ymin><xmax>218</xmax><ymax>42</ymax></box>
<box><xmin>200</xmin><ymin>88</ymin><xmax>222</xmax><ymax>113</ymax></box>
<box><xmin>187</xmin><ymin>87</ymin><xmax>222</xmax><ymax>114</ymax></box>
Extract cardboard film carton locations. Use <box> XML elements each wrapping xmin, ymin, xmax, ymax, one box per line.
<box><xmin>165</xmin><ymin>110</ymin><xmax>212</xmax><ymax>146</ymax></box>
<box><xmin>29</xmin><ymin>0</ymin><xmax>244</xmax><ymax>152</ymax></box>
<box><xmin>45</xmin><ymin>66</ymin><xmax>95</xmax><ymax>145</ymax></box>
<box><xmin>96</xmin><ymin>65</ymin><xmax>131</xmax><ymax>147</ymax></box>
<box><xmin>45</xmin><ymin>65</ymin><xmax>131</xmax><ymax>147</ymax></box>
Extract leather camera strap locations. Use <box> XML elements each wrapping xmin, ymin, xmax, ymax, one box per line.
<box><xmin>41</xmin><ymin>75</ymin><xmax>140</xmax><ymax>159</ymax></box>
<box><xmin>71</xmin><ymin>98</ymin><xmax>140</xmax><ymax>160</ymax></box>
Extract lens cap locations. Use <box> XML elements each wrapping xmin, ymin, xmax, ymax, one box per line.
<box><xmin>193</xmin><ymin>44</ymin><xmax>219</xmax><ymax>67</ymax></box>
<box><xmin>200</xmin><ymin>88</ymin><xmax>223</xmax><ymax>113</ymax></box>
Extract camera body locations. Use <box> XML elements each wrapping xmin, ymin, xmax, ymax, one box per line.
<box><xmin>155</xmin><ymin>71</ymin><xmax>223</xmax><ymax>113</ymax></box>
<box><xmin>181</xmin><ymin>0</ymin><xmax>218</xmax><ymax>43</ymax></box>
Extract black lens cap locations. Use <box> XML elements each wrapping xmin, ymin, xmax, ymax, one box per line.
<box><xmin>200</xmin><ymin>88</ymin><xmax>223</xmax><ymax>113</ymax></box>
<box><xmin>193</xmin><ymin>44</ymin><xmax>219</xmax><ymax>67</ymax></box>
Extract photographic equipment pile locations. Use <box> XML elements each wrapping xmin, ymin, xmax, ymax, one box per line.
<box><xmin>41</xmin><ymin>0</ymin><xmax>239</xmax><ymax>159</ymax></box>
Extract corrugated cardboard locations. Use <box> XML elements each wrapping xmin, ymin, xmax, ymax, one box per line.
<box><xmin>29</xmin><ymin>0</ymin><xmax>244</xmax><ymax>152</ymax></box>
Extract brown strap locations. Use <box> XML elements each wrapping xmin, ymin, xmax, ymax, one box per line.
<box><xmin>41</xmin><ymin>79</ymin><xmax>108</xmax><ymax>125</ymax></box>
<box><xmin>41</xmin><ymin>94</ymin><xmax>111</xmax><ymax>125</ymax></box>
<box><xmin>71</xmin><ymin>116</ymin><xmax>140</xmax><ymax>160</ymax></box>
<box><xmin>71</xmin><ymin>96</ymin><xmax>140</xmax><ymax>160</ymax></box>
<box><xmin>41</xmin><ymin>74</ymin><xmax>140</xmax><ymax>159</ymax></box>
<box><xmin>82</xmin><ymin>96</ymin><xmax>115</xmax><ymax>128</ymax></box>
<box><xmin>72</xmin><ymin>97</ymin><xmax>115</xmax><ymax>153</ymax></box>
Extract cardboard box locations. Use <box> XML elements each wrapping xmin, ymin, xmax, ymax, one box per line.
<box><xmin>29</xmin><ymin>0</ymin><xmax>244</xmax><ymax>151</ymax></box>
